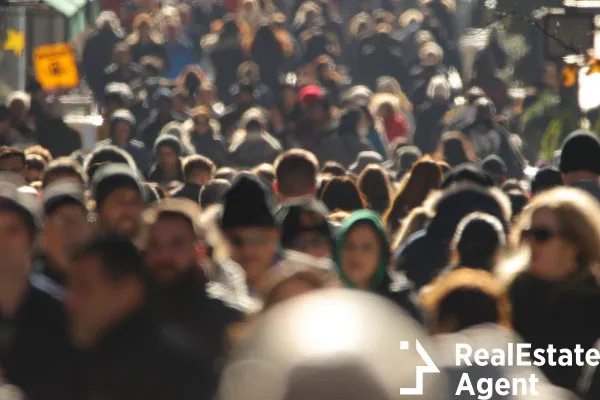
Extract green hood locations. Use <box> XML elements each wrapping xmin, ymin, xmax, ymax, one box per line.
<box><xmin>334</xmin><ymin>210</ymin><xmax>390</xmax><ymax>289</ymax></box>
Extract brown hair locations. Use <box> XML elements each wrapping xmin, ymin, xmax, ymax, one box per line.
<box><xmin>420</xmin><ymin>268</ymin><xmax>512</xmax><ymax>334</ymax></box>
<box><xmin>42</xmin><ymin>157</ymin><xmax>85</xmax><ymax>188</ymax></box>
<box><xmin>0</xmin><ymin>146</ymin><xmax>25</xmax><ymax>165</ymax></box>
<box><xmin>357</xmin><ymin>165</ymin><xmax>393</xmax><ymax>215</ymax></box>
<box><xmin>384</xmin><ymin>156</ymin><xmax>442</xmax><ymax>233</ymax></box>
<box><xmin>274</xmin><ymin>149</ymin><xmax>319</xmax><ymax>198</ymax></box>
<box><xmin>320</xmin><ymin>176</ymin><xmax>366</xmax><ymax>213</ymax></box>
<box><xmin>182</xmin><ymin>155</ymin><xmax>216</xmax><ymax>178</ymax></box>
<box><xmin>434</xmin><ymin>131</ymin><xmax>479</xmax><ymax>167</ymax></box>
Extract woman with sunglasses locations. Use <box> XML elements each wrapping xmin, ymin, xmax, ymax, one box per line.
<box><xmin>507</xmin><ymin>187</ymin><xmax>600</xmax><ymax>392</ymax></box>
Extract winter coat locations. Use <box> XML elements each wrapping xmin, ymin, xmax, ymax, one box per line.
<box><xmin>228</xmin><ymin>130</ymin><xmax>283</xmax><ymax>169</ymax></box>
<box><xmin>509</xmin><ymin>272</ymin><xmax>600</xmax><ymax>391</ymax></box>
<box><xmin>2</xmin><ymin>283</ymin><xmax>71</xmax><ymax>400</ymax></box>
<box><xmin>414</xmin><ymin>100</ymin><xmax>450</xmax><ymax>155</ymax></box>
<box><xmin>65</xmin><ymin>307</ymin><xmax>218</xmax><ymax>400</ymax></box>
<box><xmin>139</xmin><ymin>111</ymin><xmax>187</xmax><ymax>151</ymax></box>
<box><xmin>37</xmin><ymin>117</ymin><xmax>82</xmax><ymax>158</ymax></box>
<box><xmin>83</xmin><ymin>26</ymin><xmax>123</xmax><ymax>101</ymax></box>
<box><xmin>182</xmin><ymin>126</ymin><xmax>229</xmax><ymax>167</ymax></box>
<box><xmin>334</xmin><ymin>210</ymin><xmax>422</xmax><ymax>322</ymax></box>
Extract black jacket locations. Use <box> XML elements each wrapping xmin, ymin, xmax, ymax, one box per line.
<box><xmin>67</xmin><ymin>307</ymin><xmax>216</xmax><ymax>400</ymax></box>
<box><xmin>1</xmin><ymin>283</ymin><xmax>70</xmax><ymax>400</ymax></box>
<box><xmin>139</xmin><ymin>111</ymin><xmax>186</xmax><ymax>151</ymax></box>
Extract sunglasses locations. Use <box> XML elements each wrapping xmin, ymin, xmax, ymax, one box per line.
<box><xmin>522</xmin><ymin>227</ymin><xmax>559</xmax><ymax>243</ymax></box>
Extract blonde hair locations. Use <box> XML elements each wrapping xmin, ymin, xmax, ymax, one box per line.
<box><xmin>374</xmin><ymin>78</ymin><xmax>413</xmax><ymax>113</ymax></box>
<box><xmin>510</xmin><ymin>187</ymin><xmax>600</xmax><ymax>284</ymax></box>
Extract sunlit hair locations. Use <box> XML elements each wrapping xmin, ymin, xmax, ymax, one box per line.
<box><xmin>6</xmin><ymin>91</ymin><xmax>31</xmax><ymax>110</ymax></box>
<box><xmin>384</xmin><ymin>156</ymin><xmax>442</xmax><ymax>234</ymax></box>
<box><xmin>392</xmin><ymin>206</ymin><xmax>432</xmax><ymax>251</ymax></box>
<box><xmin>420</xmin><ymin>268</ymin><xmax>512</xmax><ymax>334</ymax></box>
<box><xmin>433</xmin><ymin>131</ymin><xmax>479</xmax><ymax>167</ymax></box>
<box><xmin>128</xmin><ymin>13</ymin><xmax>163</xmax><ymax>45</ymax></box>
<box><xmin>509</xmin><ymin>187</ymin><xmax>600</xmax><ymax>284</ymax></box>
<box><xmin>399</xmin><ymin>9</ymin><xmax>424</xmax><ymax>28</ymax></box>
<box><xmin>374</xmin><ymin>78</ymin><xmax>413</xmax><ymax>113</ymax></box>
<box><xmin>348</xmin><ymin>12</ymin><xmax>374</xmax><ymax>39</ymax></box>
<box><xmin>293</xmin><ymin>1</ymin><xmax>322</xmax><ymax>29</ymax></box>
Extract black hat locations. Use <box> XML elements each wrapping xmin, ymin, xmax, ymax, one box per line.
<box><xmin>395</xmin><ymin>146</ymin><xmax>422</xmax><ymax>178</ymax></box>
<box><xmin>559</xmin><ymin>130</ymin><xmax>600</xmax><ymax>175</ymax></box>
<box><xmin>482</xmin><ymin>155</ymin><xmax>507</xmax><ymax>176</ymax></box>
<box><xmin>42</xmin><ymin>181</ymin><xmax>86</xmax><ymax>216</ymax></box>
<box><xmin>278</xmin><ymin>198</ymin><xmax>333</xmax><ymax>249</ymax></box>
<box><xmin>92</xmin><ymin>164</ymin><xmax>144</xmax><ymax>210</ymax></box>
<box><xmin>531</xmin><ymin>167</ymin><xmax>562</xmax><ymax>195</ymax></box>
<box><xmin>0</xmin><ymin>177</ymin><xmax>40</xmax><ymax>232</ymax></box>
<box><xmin>153</xmin><ymin>134</ymin><xmax>183</xmax><ymax>157</ymax></box>
<box><xmin>220</xmin><ymin>172</ymin><xmax>275</xmax><ymax>231</ymax></box>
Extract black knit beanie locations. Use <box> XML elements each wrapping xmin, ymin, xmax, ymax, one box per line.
<box><xmin>92</xmin><ymin>164</ymin><xmax>144</xmax><ymax>210</ymax></box>
<box><xmin>560</xmin><ymin>130</ymin><xmax>600</xmax><ymax>175</ymax></box>
<box><xmin>153</xmin><ymin>134</ymin><xmax>183</xmax><ymax>157</ymax></box>
<box><xmin>220</xmin><ymin>172</ymin><xmax>275</xmax><ymax>231</ymax></box>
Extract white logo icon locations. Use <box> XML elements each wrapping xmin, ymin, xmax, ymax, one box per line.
<box><xmin>399</xmin><ymin>340</ymin><xmax>440</xmax><ymax>395</ymax></box>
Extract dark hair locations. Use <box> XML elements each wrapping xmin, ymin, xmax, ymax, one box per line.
<box><xmin>357</xmin><ymin>165</ymin><xmax>392</xmax><ymax>215</ymax></box>
<box><xmin>42</xmin><ymin>157</ymin><xmax>85</xmax><ymax>188</ymax></box>
<box><xmin>434</xmin><ymin>131</ymin><xmax>479</xmax><ymax>167</ymax></box>
<box><xmin>0</xmin><ymin>105</ymin><xmax>9</xmax><ymax>122</ymax></box>
<box><xmin>199</xmin><ymin>179</ymin><xmax>231</xmax><ymax>208</ymax></box>
<box><xmin>452</xmin><ymin>212</ymin><xmax>506</xmax><ymax>271</ymax></box>
<box><xmin>321</xmin><ymin>161</ymin><xmax>346</xmax><ymax>176</ymax></box>
<box><xmin>274</xmin><ymin>149</ymin><xmax>319</xmax><ymax>197</ymax></box>
<box><xmin>72</xmin><ymin>235</ymin><xmax>148</xmax><ymax>283</ymax></box>
<box><xmin>0</xmin><ymin>146</ymin><xmax>25</xmax><ymax>165</ymax></box>
<box><xmin>182</xmin><ymin>154</ymin><xmax>216</xmax><ymax>178</ymax></box>
<box><xmin>438</xmin><ymin>287</ymin><xmax>501</xmax><ymax>330</ymax></box>
<box><xmin>214</xmin><ymin>167</ymin><xmax>237</xmax><ymax>182</ymax></box>
<box><xmin>385</xmin><ymin>156</ymin><xmax>441</xmax><ymax>233</ymax></box>
<box><xmin>531</xmin><ymin>167</ymin><xmax>562</xmax><ymax>195</ymax></box>
<box><xmin>320</xmin><ymin>176</ymin><xmax>366</xmax><ymax>212</ymax></box>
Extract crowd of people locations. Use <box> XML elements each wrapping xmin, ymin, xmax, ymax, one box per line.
<box><xmin>1</xmin><ymin>0</ymin><xmax>600</xmax><ymax>399</ymax></box>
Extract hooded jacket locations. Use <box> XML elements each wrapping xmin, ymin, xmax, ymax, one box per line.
<box><xmin>334</xmin><ymin>210</ymin><xmax>422</xmax><ymax>322</ymax></box>
<box><xmin>95</xmin><ymin>111</ymin><xmax>152</xmax><ymax>174</ymax></box>
<box><xmin>181</xmin><ymin>119</ymin><xmax>229</xmax><ymax>167</ymax></box>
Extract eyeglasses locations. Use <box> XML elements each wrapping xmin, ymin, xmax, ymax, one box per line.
<box><xmin>522</xmin><ymin>227</ymin><xmax>560</xmax><ymax>243</ymax></box>
<box><xmin>228</xmin><ymin>232</ymin><xmax>271</xmax><ymax>248</ymax></box>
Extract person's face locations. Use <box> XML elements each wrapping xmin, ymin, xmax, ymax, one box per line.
<box><xmin>97</xmin><ymin>188</ymin><xmax>143</xmax><ymax>239</ymax></box>
<box><xmin>0</xmin><ymin>118</ymin><xmax>10</xmax><ymax>134</ymax></box>
<box><xmin>0</xmin><ymin>210</ymin><xmax>32</xmax><ymax>280</ymax></box>
<box><xmin>139</xmin><ymin>24</ymin><xmax>151</xmax><ymax>42</ymax></box>
<box><xmin>308</xmin><ymin>103</ymin><xmax>325</xmax><ymax>123</ymax></box>
<box><xmin>542</xmin><ymin>65</ymin><xmax>558</xmax><ymax>88</ymax></box>
<box><xmin>172</xmin><ymin>95</ymin><xmax>185</xmax><ymax>113</ymax></box>
<box><xmin>187</xmin><ymin>168</ymin><xmax>212</xmax><ymax>186</ymax></box>
<box><xmin>67</xmin><ymin>255</ymin><xmax>141</xmax><ymax>349</ymax></box>
<box><xmin>341</xmin><ymin>223</ymin><xmax>381</xmax><ymax>289</ymax></box>
<box><xmin>116</xmin><ymin>49</ymin><xmax>132</xmax><ymax>66</ymax></box>
<box><xmin>43</xmin><ymin>204</ymin><xmax>92</xmax><ymax>270</ymax></box>
<box><xmin>145</xmin><ymin>216</ymin><xmax>201</xmax><ymax>285</ymax></box>
<box><xmin>113</xmin><ymin>121</ymin><xmax>131</xmax><ymax>145</ymax></box>
<box><xmin>26</xmin><ymin>167</ymin><xmax>42</xmax><ymax>183</ymax></box>
<box><xmin>194</xmin><ymin>117</ymin><xmax>210</xmax><ymax>135</ymax></box>
<box><xmin>9</xmin><ymin>100</ymin><xmax>27</xmax><ymax>121</ymax></box>
<box><xmin>158</xmin><ymin>147</ymin><xmax>178</xmax><ymax>170</ymax></box>
<box><xmin>104</xmin><ymin>99</ymin><xmax>121</xmax><ymax>116</ymax></box>
<box><xmin>237</xmin><ymin>92</ymin><xmax>254</xmax><ymax>108</ymax></box>
<box><xmin>0</xmin><ymin>156</ymin><xmax>25</xmax><ymax>178</ymax></box>
<box><xmin>227</xmin><ymin>227</ymin><xmax>279</xmax><ymax>286</ymax></box>
<box><xmin>290</xmin><ymin>231</ymin><xmax>332</xmax><ymax>259</ymax></box>
<box><xmin>523</xmin><ymin>207</ymin><xmax>578</xmax><ymax>282</ymax></box>
<box><xmin>157</xmin><ymin>99</ymin><xmax>172</xmax><ymax>116</ymax></box>
<box><xmin>268</xmin><ymin>278</ymin><xmax>317</xmax><ymax>307</ymax></box>
<box><xmin>282</xmin><ymin>88</ymin><xmax>297</xmax><ymax>110</ymax></box>
<box><xmin>166</xmin><ymin>25</ymin><xmax>180</xmax><ymax>42</ymax></box>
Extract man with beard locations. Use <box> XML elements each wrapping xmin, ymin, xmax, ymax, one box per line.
<box><xmin>0</xmin><ymin>179</ymin><xmax>70</xmax><ymax>399</ymax></box>
<box><xmin>31</xmin><ymin>181</ymin><xmax>93</xmax><ymax>301</ymax></box>
<box><xmin>91</xmin><ymin>164</ymin><xmax>145</xmax><ymax>243</ymax></box>
<box><xmin>143</xmin><ymin>199</ymin><xmax>244</xmax><ymax>366</ymax></box>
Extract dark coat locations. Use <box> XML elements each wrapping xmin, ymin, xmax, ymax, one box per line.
<box><xmin>510</xmin><ymin>272</ymin><xmax>600</xmax><ymax>392</ymax></box>
<box><xmin>228</xmin><ymin>131</ymin><xmax>283</xmax><ymax>169</ymax></box>
<box><xmin>67</xmin><ymin>308</ymin><xmax>217</xmax><ymax>400</ymax></box>
<box><xmin>37</xmin><ymin>117</ymin><xmax>82</xmax><ymax>158</ymax></box>
<box><xmin>104</xmin><ymin>62</ymin><xmax>142</xmax><ymax>87</ymax></box>
<box><xmin>95</xmin><ymin>138</ymin><xmax>152</xmax><ymax>175</ymax></box>
<box><xmin>83</xmin><ymin>27</ymin><xmax>123</xmax><ymax>100</ymax></box>
<box><xmin>170</xmin><ymin>183</ymin><xmax>202</xmax><ymax>203</ymax></box>
<box><xmin>209</xmin><ymin>36</ymin><xmax>248</xmax><ymax>102</ymax></box>
<box><xmin>414</xmin><ymin>100</ymin><xmax>450</xmax><ymax>155</ymax></box>
<box><xmin>139</xmin><ymin>111</ymin><xmax>186</xmax><ymax>151</ymax></box>
<box><xmin>184</xmin><ymin>129</ymin><xmax>229</xmax><ymax>167</ymax></box>
<box><xmin>1</xmin><ymin>283</ymin><xmax>70</xmax><ymax>400</ymax></box>
<box><xmin>129</xmin><ymin>41</ymin><xmax>168</xmax><ymax>66</ymax></box>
